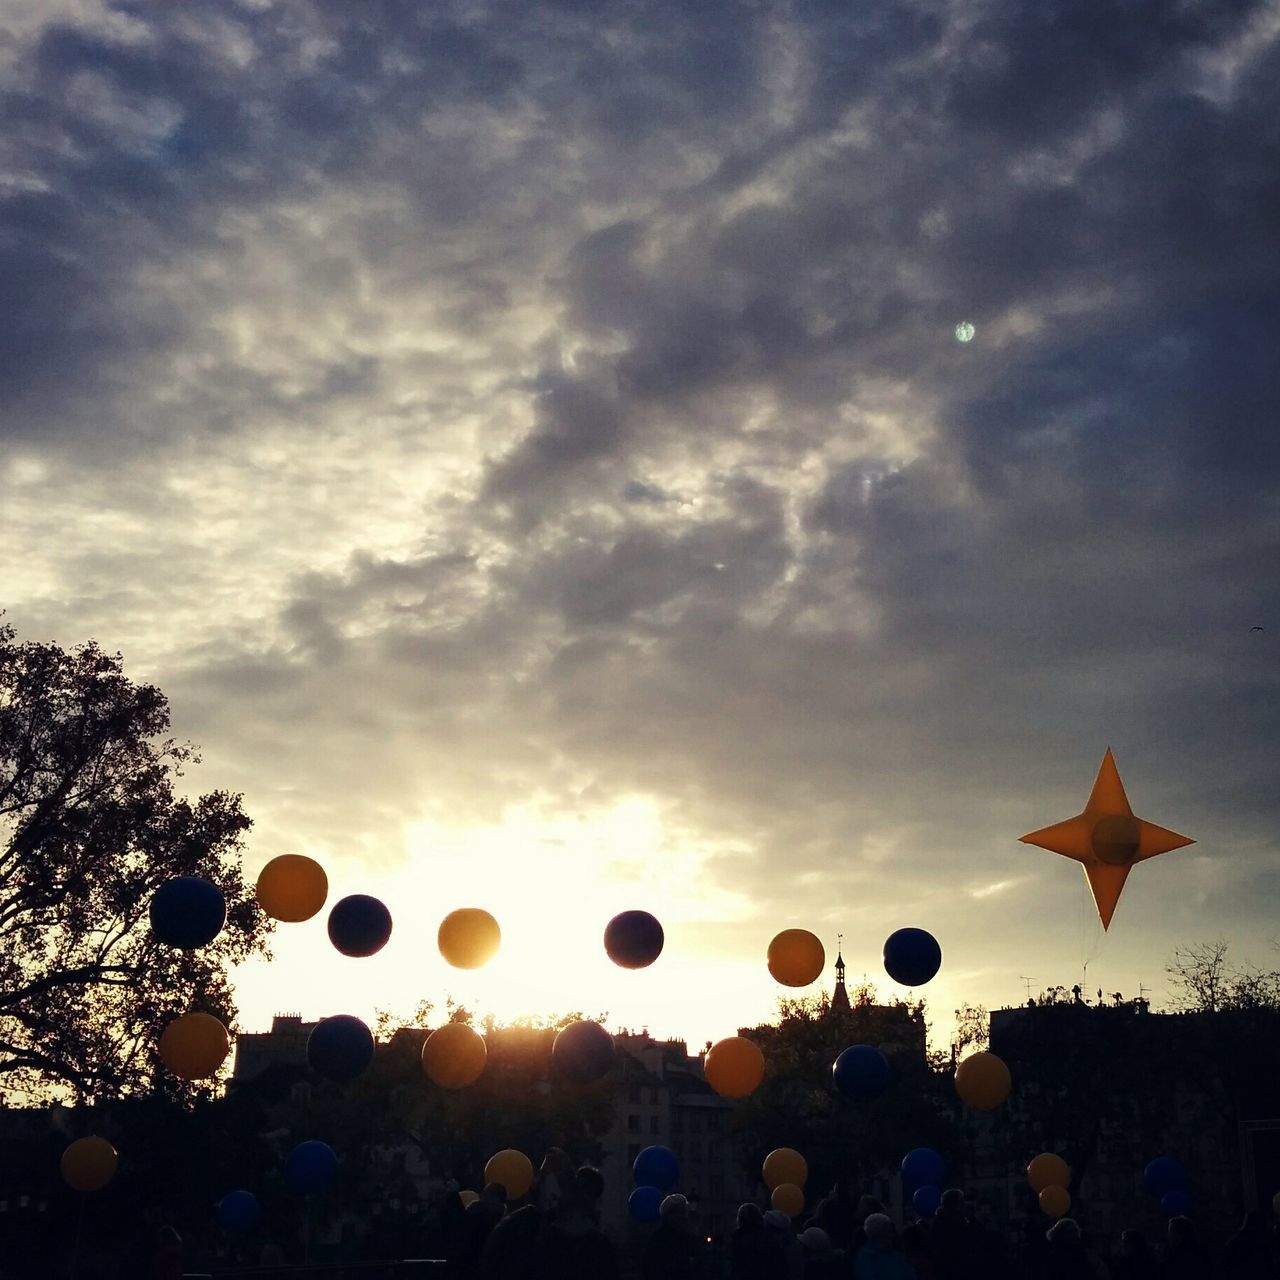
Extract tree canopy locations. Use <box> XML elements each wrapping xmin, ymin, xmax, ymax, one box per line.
<box><xmin>0</xmin><ymin>622</ymin><xmax>271</xmax><ymax>1102</ymax></box>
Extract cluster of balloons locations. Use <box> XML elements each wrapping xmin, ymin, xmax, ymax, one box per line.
<box><xmin>901</xmin><ymin>1147</ymin><xmax>946</xmax><ymax>1216</ymax></box>
<box><xmin>764</xmin><ymin>1147</ymin><xmax>808</xmax><ymax>1217</ymax></box>
<box><xmin>1144</xmin><ymin>1156</ymin><xmax>1191</xmax><ymax>1216</ymax></box>
<box><xmin>629</xmin><ymin>1145</ymin><xmax>681</xmax><ymax>1222</ymax></box>
<box><xmin>1028</xmin><ymin>1152</ymin><xmax>1072</xmax><ymax>1218</ymax></box>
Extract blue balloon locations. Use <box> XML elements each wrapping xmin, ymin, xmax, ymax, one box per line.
<box><xmin>902</xmin><ymin>1148</ymin><xmax>946</xmax><ymax>1190</ymax></box>
<box><xmin>284</xmin><ymin>1140</ymin><xmax>338</xmax><ymax>1195</ymax></box>
<box><xmin>149</xmin><ymin>876</ymin><xmax>226</xmax><ymax>949</ymax></box>
<box><xmin>1161</xmin><ymin>1189</ymin><xmax>1193</xmax><ymax>1217</ymax></box>
<box><xmin>633</xmin><ymin>1145</ymin><xmax>680</xmax><ymax>1191</ymax></box>
<box><xmin>217</xmin><ymin>1190</ymin><xmax>260</xmax><ymax>1231</ymax></box>
<box><xmin>307</xmin><ymin>1015</ymin><xmax>374</xmax><ymax>1083</ymax></box>
<box><xmin>912</xmin><ymin>1185</ymin><xmax>941</xmax><ymax>1217</ymax></box>
<box><xmin>832</xmin><ymin>1045</ymin><xmax>890</xmax><ymax>1101</ymax></box>
<box><xmin>1143</xmin><ymin>1156</ymin><xmax>1189</xmax><ymax>1197</ymax></box>
<box><xmin>629</xmin><ymin>1185</ymin><xmax>663</xmax><ymax>1222</ymax></box>
<box><xmin>327</xmin><ymin>894</ymin><xmax>392</xmax><ymax>957</ymax></box>
<box><xmin>604</xmin><ymin>911</ymin><xmax>665</xmax><ymax>969</ymax></box>
<box><xmin>552</xmin><ymin>1019</ymin><xmax>615</xmax><ymax>1083</ymax></box>
<box><xmin>882</xmin><ymin>928</ymin><xmax>942</xmax><ymax>987</ymax></box>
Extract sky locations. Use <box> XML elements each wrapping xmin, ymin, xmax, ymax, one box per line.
<box><xmin>2</xmin><ymin>0</ymin><xmax>1278</xmax><ymax>1052</ymax></box>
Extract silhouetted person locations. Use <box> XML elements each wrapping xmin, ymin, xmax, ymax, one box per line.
<box><xmin>643</xmin><ymin>1194</ymin><xmax>701</xmax><ymax>1280</ymax></box>
<box><xmin>813</xmin><ymin>1184</ymin><xmax>858</xmax><ymax>1253</ymax></box>
<box><xmin>764</xmin><ymin>1208</ymin><xmax>805</xmax><ymax>1280</ymax></box>
<box><xmin>1161</xmin><ymin>1216</ymin><xmax>1215</xmax><ymax>1280</ymax></box>
<box><xmin>901</xmin><ymin>1222</ymin><xmax>938</xmax><ymax>1280</ymax></box>
<box><xmin>931</xmin><ymin>1189</ymin><xmax>976</xmax><ymax>1280</ymax></box>
<box><xmin>436</xmin><ymin>1190</ymin><xmax>469</xmax><ymax>1278</ymax></box>
<box><xmin>1113</xmin><ymin>1229</ymin><xmax>1158</xmax><ymax>1280</ymax></box>
<box><xmin>854</xmin><ymin>1214</ymin><xmax>915</xmax><ymax>1280</ymax></box>
<box><xmin>463</xmin><ymin>1183</ymin><xmax>508</xmax><ymax>1279</ymax></box>
<box><xmin>1223</xmin><ymin>1211</ymin><xmax>1275</xmax><ymax>1280</ymax></box>
<box><xmin>532</xmin><ymin>1166</ymin><xmax>618</xmax><ymax>1280</ymax></box>
<box><xmin>800</xmin><ymin>1226</ymin><xmax>845</xmax><ymax>1279</ymax></box>
<box><xmin>1036</xmin><ymin>1218</ymin><xmax>1097</xmax><ymax>1280</ymax></box>
<box><xmin>732</xmin><ymin>1203</ymin><xmax>786</xmax><ymax>1280</ymax></box>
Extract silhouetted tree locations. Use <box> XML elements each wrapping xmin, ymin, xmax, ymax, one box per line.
<box><xmin>0</xmin><ymin>622</ymin><xmax>271</xmax><ymax>1101</ymax></box>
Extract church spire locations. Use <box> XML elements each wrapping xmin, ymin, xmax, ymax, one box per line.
<box><xmin>830</xmin><ymin>932</ymin><xmax>851</xmax><ymax>1015</ymax></box>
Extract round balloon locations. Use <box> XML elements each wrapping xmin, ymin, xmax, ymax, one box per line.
<box><xmin>150</xmin><ymin>877</ymin><xmax>226</xmax><ymax>949</ymax></box>
<box><xmin>327</xmin><ymin>894</ymin><xmax>392</xmax><ymax>957</ymax></box>
<box><xmin>459</xmin><ymin>1189</ymin><xmax>479</xmax><ymax>1208</ymax></box>
<box><xmin>772</xmin><ymin>1183</ymin><xmax>805</xmax><ymax>1216</ymax></box>
<box><xmin>437</xmin><ymin>908</ymin><xmax>501</xmax><ymax>969</ymax></box>
<box><xmin>955</xmin><ymin>1052</ymin><xmax>1012</xmax><ymax>1110</ymax></box>
<box><xmin>604</xmin><ymin>911</ymin><xmax>665</xmax><ymax>969</ymax></box>
<box><xmin>1040</xmin><ymin>1186</ymin><xmax>1071</xmax><ymax>1218</ymax></box>
<box><xmin>912</xmin><ymin>1185</ymin><xmax>942</xmax><ymax>1216</ymax></box>
<box><xmin>767</xmin><ymin>930</ymin><xmax>825</xmax><ymax>987</ymax></box>
<box><xmin>629</xmin><ymin>1185</ymin><xmax>663</xmax><ymax>1222</ymax></box>
<box><xmin>1143</xmin><ymin>1156</ymin><xmax>1188</xmax><ymax>1197</ymax></box>
<box><xmin>882</xmin><ymin>928</ymin><xmax>942</xmax><ymax>987</ymax></box>
<box><xmin>159</xmin><ymin>1012</ymin><xmax>230</xmax><ymax>1080</ymax></box>
<box><xmin>256</xmin><ymin>854</ymin><xmax>328</xmax><ymax>922</ymax></box>
<box><xmin>61</xmin><ymin>1137</ymin><xmax>117</xmax><ymax>1192</ymax></box>
<box><xmin>307</xmin><ymin>1014</ymin><xmax>374</xmax><ymax>1083</ymax></box>
<box><xmin>485</xmin><ymin>1149</ymin><xmax>534</xmax><ymax>1200</ymax></box>
<box><xmin>763</xmin><ymin>1148</ymin><xmax>807</xmax><ymax>1191</ymax></box>
<box><xmin>284</xmin><ymin>1141</ymin><xmax>338</xmax><ymax>1195</ymax></box>
<box><xmin>422</xmin><ymin>1022</ymin><xmax>487</xmax><ymax>1089</ymax></box>
<box><xmin>704</xmin><ymin>1036</ymin><xmax>765</xmax><ymax>1100</ymax></box>
<box><xmin>633</xmin><ymin>1145</ymin><xmax>680</xmax><ymax>1191</ymax></box>
<box><xmin>1027</xmin><ymin>1153</ymin><xmax>1071</xmax><ymax>1193</ymax></box>
<box><xmin>833</xmin><ymin>1045</ymin><xmax>890</xmax><ymax>1101</ymax></box>
<box><xmin>1161</xmin><ymin>1189</ymin><xmax>1193</xmax><ymax>1217</ymax></box>
<box><xmin>901</xmin><ymin>1148</ymin><xmax>945</xmax><ymax>1190</ymax></box>
<box><xmin>552</xmin><ymin>1019</ymin><xmax>615</xmax><ymax>1083</ymax></box>
<box><xmin>217</xmin><ymin>1190</ymin><xmax>261</xmax><ymax>1231</ymax></box>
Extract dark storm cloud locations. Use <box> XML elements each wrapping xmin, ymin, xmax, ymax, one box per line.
<box><xmin>4</xmin><ymin>0</ymin><xmax>1279</xmax><ymax>984</ymax></box>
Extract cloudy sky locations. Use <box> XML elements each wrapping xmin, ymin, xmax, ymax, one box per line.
<box><xmin>3</xmin><ymin>0</ymin><xmax>1278</xmax><ymax>1048</ymax></box>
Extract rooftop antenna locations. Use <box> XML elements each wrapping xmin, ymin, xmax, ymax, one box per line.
<box><xmin>1020</xmin><ymin>976</ymin><xmax>1034</xmax><ymax>1001</ymax></box>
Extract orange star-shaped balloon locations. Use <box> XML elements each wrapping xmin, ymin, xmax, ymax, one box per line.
<box><xmin>1020</xmin><ymin>749</ymin><xmax>1194</xmax><ymax>930</ymax></box>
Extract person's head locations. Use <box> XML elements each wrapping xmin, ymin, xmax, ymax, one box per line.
<box><xmin>864</xmin><ymin>1213</ymin><xmax>895</xmax><ymax>1249</ymax></box>
<box><xmin>574</xmin><ymin>1166</ymin><xmax>605</xmax><ymax>1203</ymax></box>
<box><xmin>1046</xmin><ymin>1217</ymin><xmax>1080</xmax><ymax>1245</ymax></box>
<box><xmin>800</xmin><ymin>1226</ymin><xmax>831</xmax><ymax>1254</ymax></box>
<box><xmin>480</xmin><ymin>1182</ymin><xmax>507</xmax><ymax>1207</ymax></box>
<box><xmin>764</xmin><ymin>1209</ymin><xmax>792</xmax><ymax>1234</ymax></box>
<box><xmin>939</xmin><ymin>1188</ymin><xmax>966</xmax><ymax>1217</ymax></box>
<box><xmin>1167</xmin><ymin>1215</ymin><xmax>1196</xmax><ymax>1248</ymax></box>
<box><xmin>660</xmin><ymin>1193</ymin><xmax>689</xmax><ymax>1226</ymax></box>
<box><xmin>1120</xmin><ymin>1228</ymin><xmax>1148</xmax><ymax>1256</ymax></box>
<box><xmin>856</xmin><ymin>1194</ymin><xmax>884</xmax><ymax>1221</ymax></box>
<box><xmin>737</xmin><ymin>1203</ymin><xmax>764</xmax><ymax>1231</ymax></box>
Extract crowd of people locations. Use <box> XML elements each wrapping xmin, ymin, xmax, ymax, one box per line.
<box><xmin>435</xmin><ymin>1160</ymin><xmax>1280</xmax><ymax>1280</ymax></box>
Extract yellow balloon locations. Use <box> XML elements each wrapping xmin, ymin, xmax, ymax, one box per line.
<box><xmin>422</xmin><ymin>1023</ymin><xmax>487</xmax><ymax>1089</ymax></box>
<box><xmin>484</xmin><ymin>1149</ymin><xmax>534</xmax><ymax>1200</ymax></box>
<box><xmin>438</xmin><ymin>908</ymin><xmax>501</xmax><ymax>969</ymax></box>
<box><xmin>954</xmin><ymin>1051</ymin><xmax>1012</xmax><ymax>1110</ymax></box>
<box><xmin>767</xmin><ymin>930</ymin><xmax>825</xmax><ymax>987</ymax></box>
<box><xmin>1027</xmin><ymin>1153</ymin><xmax>1071</xmax><ymax>1193</ymax></box>
<box><xmin>459</xmin><ymin>1189</ymin><xmax>479</xmax><ymax>1208</ymax></box>
<box><xmin>771</xmin><ymin>1183</ymin><xmax>805</xmax><ymax>1216</ymax></box>
<box><xmin>704</xmin><ymin>1036</ymin><xmax>765</xmax><ymax>1100</ymax></box>
<box><xmin>1039</xmin><ymin>1185</ymin><xmax>1071</xmax><ymax>1218</ymax></box>
<box><xmin>159</xmin><ymin>1012</ymin><xmax>230</xmax><ymax>1080</ymax></box>
<box><xmin>255</xmin><ymin>854</ymin><xmax>328</xmax><ymax>923</ymax></box>
<box><xmin>61</xmin><ymin>1137</ymin><xmax>117</xmax><ymax>1192</ymax></box>
<box><xmin>763</xmin><ymin>1147</ymin><xmax>808</xmax><ymax>1191</ymax></box>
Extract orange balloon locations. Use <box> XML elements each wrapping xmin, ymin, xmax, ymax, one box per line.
<box><xmin>955</xmin><ymin>1051</ymin><xmax>1012</xmax><ymax>1110</ymax></box>
<box><xmin>61</xmin><ymin>1137</ymin><xmax>117</xmax><ymax>1192</ymax></box>
<box><xmin>255</xmin><ymin>854</ymin><xmax>328</xmax><ymax>922</ymax></box>
<box><xmin>763</xmin><ymin>1148</ymin><xmax>808</xmax><ymax>1190</ymax></box>
<box><xmin>484</xmin><ymin>1149</ymin><xmax>534</xmax><ymax>1200</ymax></box>
<box><xmin>159</xmin><ymin>1012</ymin><xmax>230</xmax><ymax>1080</ymax></box>
<box><xmin>1039</xmin><ymin>1185</ymin><xmax>1071</xmax><ymax>1218</ymax></box>
<box><xmin>771</xmin><ymin>1183</ymin><xmax>805</xmax><ymax>1216</ymax></box>
<box><xmin>1027</xmin><ymin>1153</ymin><xmax>1071</xmax><ymax>1193</ymax></box>
<box><xmin>422</xmin><ymin>1022</ymin><xmax>487</xmax><ymax>1089</ymax></box>
<box><xmin>704</xmin><ymin>1036</ymin><xmax>765</xmax><ymax>1099</ymax></box>
<box><xmin>438</xmin><ymin>908</ymin><xmax>501</xmax><ymax>969</ymax></box>
<box><xmin>767</xmin><ymin>930</ymin><xmax>825</xmax><ymax>987</ymax></box>
<box><xmin>459</xmin><ymin>1189</ymin><xmax>479</xmax><ymax>1208</ymax></box>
